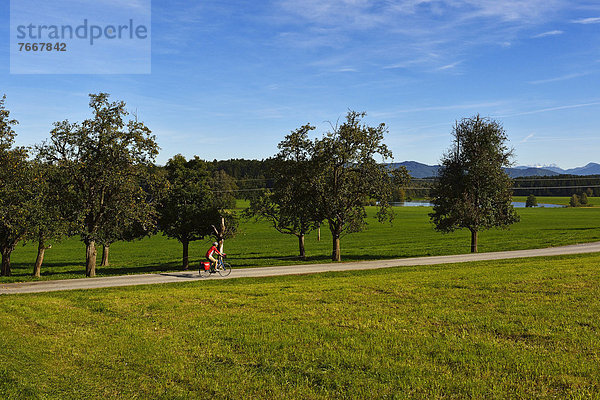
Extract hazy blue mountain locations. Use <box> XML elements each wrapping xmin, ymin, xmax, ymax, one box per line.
<box><xmin>514</xmin><ymin>165</ymin><xmax>565</xmax><ymax>174</ymax></box>
<box><xmin>505</xmin><ymin>167</ymin><xmax>559</xmax><ymax>178</ymax></box>
<box><xmin>512</xmin><ymin>163</ymin><xmax>600</xmax><ymax>175</ymax></box>
<box><xmin>388</xmin><ymin>161</ymin><xmax>440</xmax><ymax>178</ymax></box>
<box><xmin>564</xmin><ymin>163</ymin><xmax>600</xmax><ymax>176</ymax></box>
<box><xmin>389</xmin><ymin>161</ymin><xmax>599</xmax><ymax>178</ymax></box>
<box><xmin>541</xmin><ymin>166</ymin><xmax>567</xmax><ymax>174</ymax></box>
<box><xmin>389</xmin><ymin>161</ymin><xmax>560</xmax><ymax>178</ymax></box>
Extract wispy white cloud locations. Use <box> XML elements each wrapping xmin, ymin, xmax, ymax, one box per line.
<box><xmin>496</xmin><ymin>101</ymin><xmax>600</xmax><ymax>117</ymax></box>
<box><xmin>520</xmin><ymin>133</ymin><xmax>535</xmax><ymax>143</ymax></box>
<box><xmin>532</xmin><ymin>30</ymin><xmax>564</xmax><ymax>38</ymax></box>
<box><xmin>571</xmin><ymin>17</ymin><xmax>600</xmax><ymax>24</ymax></box>
<box><xmin>274</xmin><ymin>0</ymin><xmax>570</xmax><ymax>72</ymax></box>
<box><xmin>371</xmin><ymin>101</ymin><xmax>506</xmax><ymax>118</ymax></box>
<box><xmin>437</xmin><ymin>61</ymin><xmax>462</xmax><ymax>71</ymax></box>
<box><xmin>529</xmin><ymin>72</ymin><xmax>590</xmax><ymax>84</ymax></box>
<box><xmin>333</xmin><ymin>67</ymin><xmax>358</xmax><ymax>72</ymax></box>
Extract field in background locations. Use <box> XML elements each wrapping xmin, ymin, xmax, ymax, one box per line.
<box><xmin>3</xmin><ymin>205</ymin><xmax>600</xmax><ymax>283</ymax></box>
<box><xmin>1</xmin><ymin>253</ymin><xmax>599</xmax><ymax>398</ymax></box>
<box><xmin>512</xmin><ymin>196</ymin><xmax>598</xmax><ymax>206</ymax></box>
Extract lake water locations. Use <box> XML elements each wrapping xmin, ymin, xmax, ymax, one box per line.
<box><xmin>391</xmin><ymin>201</ymin><xmax>565</xmax><ymax>208</ymax></box>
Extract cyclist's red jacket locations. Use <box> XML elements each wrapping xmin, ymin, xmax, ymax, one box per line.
<box><xmin>206</xmin><ymin>245</ymin><xmax>222</xmax><ymax>259</ymax></box>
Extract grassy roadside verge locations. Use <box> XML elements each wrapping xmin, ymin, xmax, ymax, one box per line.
<box><xmin>1</xmin><ymin>253</ymin><xmax>600</xmax><ymax>398</ymax></box>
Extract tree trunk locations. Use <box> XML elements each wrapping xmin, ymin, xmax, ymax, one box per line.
<box><xmin>218</xmin><ymin>216</ymin><xmax>226</xmax><ymax>251</ymax></box>
<box><xmin>85</xmin><ymin>241</ymin><xmax>97</xmax><ymax>277</ymax></box>
<box><xmin>332</xmin><ymin>234</ymin><xmax>341</xmax><ymax>262</ymax></box>
<box><xmin>298</xmin><ymin>234</ymin><xmax>306</xmax><ymax>259</ymax></box>
<box><xmin>33</xmin><ymin>239</ymin><xmax>46</xmax><ymax>278</ymax></box>
<box><xmin>101</xmin><ymin>245</ymin><xmax>110</xmax><ymax>267</ymax></box>
<box><xmin>182</xmin><ymin>239</ymin><xmax>189</xmax><ymax>270</ymax></box>
<box><xmin>1</xmin><ymin>249</ymin><xmax>11</xmax><ymax>277</ymax></box>
<box><xmin>470</xmin><ymin>229</ymin><xmax>478</xmax><ymax>253</ymax></box>
<box><xmin>317</xmin><ymin>226</ymin><xmax>321</xmax><ymax>242</ymax></box>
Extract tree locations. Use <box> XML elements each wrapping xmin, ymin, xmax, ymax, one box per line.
<box><xmin>207</xmin><ymin>168</ymin><xmax>239</xmax><ymax>252</ymax></box>
<box><xmin>27</xmin><ymin>162</ymin><xmax>73</xmax><ymax>277</ymax></box>
<box><xmin>158</xmin><ymin>155</ymin><xmax>215</xmax><ymax>269</ymax></box>
<box><xmin>580</xmin><ymin>192</ymin><xmax>589</xmax><ymax>206</ymax></box>
<box><xmin>570</xmin><ymin>194</ymin><xmax>580</xmax><ymax>207</ymax></box>
<box><xmin>525</xmin><ymin>194</ymin><xmax>537</xmax><ymax>208</ymax></box>
<box><xmin>313</xmin><ymin>111</ymin><xmax>407</xmax><ymax>261</ymax></box>
<box><xmin>246</xmin><ymin>124</ymin><xmax>322</xmax><ymax>258</ymax></box>
<box><xmin>209</xmin><ymin>169</ymin><xmax>238</xmax><ymax>210</ymax></box>
<box><xmin>430</xmin><ymin>115</ymin><xmax>519</xmax><ymax>253</ymax></box>
<box><xmin>37</xmin><ymin>93</ymin><xmax>159</xmax><ymax>277</ymax></box>
<box><xmin>0</xmin><ymin>95</ymin><xmax>37</xmax><ymax>276</ymax></box>
<box><xmin>96</xmin><ymin>165</ymin><xmax>165</xmax><ymax>267</ymax></box>
<box><xmin>208</xmin><ymin>209</ymin><xmax>238</xmax><ymax>253</ymax></box>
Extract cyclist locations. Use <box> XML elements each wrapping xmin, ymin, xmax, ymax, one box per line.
<box><xmin>206</xmin><ymin>242</ymin><xmax>225</xmax><ymax>272</ymax></box>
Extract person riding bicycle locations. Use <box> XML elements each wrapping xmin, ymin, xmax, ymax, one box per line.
<box><xmin>206</xmin><ymin>242</ymin><xmax>225</xmax><ymax>272</ymax></box>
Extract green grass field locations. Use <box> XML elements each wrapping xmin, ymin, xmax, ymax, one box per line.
<box><xmin>1</xmin><ymin>253</ymin><xmax>600</xmax><ymax>399</ymax></box>
<box><xmin>3</xmin><ymin>205</ymin><xmax>600</xmax><ymax>283</ymax></box>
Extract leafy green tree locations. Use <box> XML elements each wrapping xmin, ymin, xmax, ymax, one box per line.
<box><xmin>158</xmin><ymin>155</ymin><xmax>215</xmax><ymax>269</ymax></box>
<box><xmin>209</xmin><ymin>169</ymin><xmax>238</xmax><ymax>210</ymax></box>
<box><xmin>580</xmin><ymin>192</ymin><xmax>589</xmax><ymax>206</ymax></box>
<box><xmin>205</xmin><ymin>167</ymin><xmax>239</xmax><ymax>252</ymax></box>
<box><xmin>27</xmin><ymin>162</ymin><xmax>73</xmax><ymax>277</ymax></box>
<box><xmin>430</xmin><ymin>115</ymin><xmax>519</xmax><ymax>253</ymax></box>
<box><xmin>38</xmin><ymin>93</ymin><xmax>159</xmax><ymax>277</ymax></box>
<box><xmin>246</xmin><ymin>124</ymin><xmax>322</xmax><ymax>258</ymax></box>
<box><xmin>525</xmin><ymin>194</ymin><xmax>537</xmax><ymax>208</ymax></box>
<box><xmin>312</xmin><ymin>111</ymin><xmax>406</xmax><ymax>261</ymax></box>
<box><xmin>570</xmin><ymin>194</ymin><xmax>580</xmax><ymax>207</ymax></box>
<box><xmin>96</xmin><ymin>166</ymin><xmax>166</xmax><ymax>267</ymax></box>
<box><xmin>0</xmin><ymin>95</ymin><xmax>37</xmax><ymax>276</ymax></box>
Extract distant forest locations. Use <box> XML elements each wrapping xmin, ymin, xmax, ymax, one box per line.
<box><xmin>208</xmin><ymin>159</ymin><xmax>600</xmax><ymax>199</ymax></box>
<box><xmin>512</xmin><ymin>175</ymin><xmax>600</xmax><ymax>197</ymax></box>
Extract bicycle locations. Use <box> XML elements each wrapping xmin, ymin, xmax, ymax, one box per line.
<box><xmin>199</xmin><ymin>254</ymin><xmax>231</xmax><ymax>277</ymax></box>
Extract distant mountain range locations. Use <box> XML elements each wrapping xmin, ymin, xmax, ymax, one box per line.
<box><xmin>389</xmin><ymin>161</ymin><xmax>600</xmax><ymax>179</ymax></box>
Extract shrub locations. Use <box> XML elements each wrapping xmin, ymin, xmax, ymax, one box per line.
<box><xmin>525</xmin><ymin>194</ymin><xmax>537</xmax><ymax>208</ymax></box>
<box><xmin>570</xmin><ymin>194</ymin><xmax>580</xmax><ymax>208</ymax></box>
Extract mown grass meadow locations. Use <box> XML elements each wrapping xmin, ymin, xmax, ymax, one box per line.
<box><xmin>1</xmin><ymin>253</ymin><xmax>600</xmax><ymax>398</ymax></box>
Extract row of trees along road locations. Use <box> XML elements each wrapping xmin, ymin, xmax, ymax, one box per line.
<box><xmin>247</xmin><ymin>111</ymin><xmax>412</xmax><ymax>262</ymax></box>
<box><xmin>1</xmin><ymin>94</ymin><xmax>518</xmax><ymax>275</ymax></box>
<box><xmin>0</xmin><ymin>93</ymin><xmax>235</xmax><ymax>277</ymax></box>
<box><xmin>248</xmin><ymin>112</ymin><xmax>518</xmax><ymax>260</ymax></box>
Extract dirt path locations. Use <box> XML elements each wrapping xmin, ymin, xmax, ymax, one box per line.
<box><xmin>2</xmin><ymin>241</ymin><xmax>600</xmax><ymax>295</ymax></box>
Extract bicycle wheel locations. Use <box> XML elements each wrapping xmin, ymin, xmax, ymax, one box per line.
<box><xmin>218</xmin><ymin>262</ymin><xmax>232</xmax><ymax>277</ymax></box>
<box><xmin>199</xmin><ymin>266</ymin><xmax>212</xmax><ymax>278</ymax></box>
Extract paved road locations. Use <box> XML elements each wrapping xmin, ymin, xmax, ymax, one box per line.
<box><xmin>2</xmin><ymin>241</ymin><xmax>600</xmax><ymax>295</ymax></box>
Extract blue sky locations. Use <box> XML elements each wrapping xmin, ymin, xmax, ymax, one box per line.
<box><xmin>1</xmin><ymin>0</ymin><xmax>599</xmax><ymax>168</ymax></box>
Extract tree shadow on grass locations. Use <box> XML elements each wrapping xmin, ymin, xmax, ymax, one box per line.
<box><xmin>1</xmin><ymin>260</ymin><xmax>185</xmax><ymax>282</ymax></box>
<box><xmin>233</xmin><ymin>253</ymin><xmax>412</xmax><ymax>268</ymax></box>
<box><xmin>99</xmin><ymin>261</ymin><xmax>182</xmax><ymax>276</ymax></box>
<box><xmin>7</xmin><ymin>262</ymin><xmax>85</xmax><ymax>276</ymax></box>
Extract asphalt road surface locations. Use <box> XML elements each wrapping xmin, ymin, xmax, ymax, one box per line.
<box><xmin>2</xmin><ymin>241</ymin><xmax>600</xmax><ymax>295</ymax></box>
